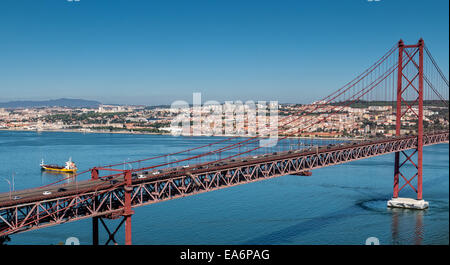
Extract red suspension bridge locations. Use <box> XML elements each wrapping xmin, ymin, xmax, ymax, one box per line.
<box><xmin>0</xmin><ymin>39</ymin><xmax>448</xmax><ymax>245</ymax></box>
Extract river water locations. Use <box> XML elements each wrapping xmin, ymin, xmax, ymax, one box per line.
<box><xmin>0</xmin><ymin>130</ymin><xmax>448</xmax><ymax>245</ymax></box>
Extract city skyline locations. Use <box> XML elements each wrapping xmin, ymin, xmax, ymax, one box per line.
<box><xmin>1</xmin><ymin>0</ymin><xmax>449</xmax><ymax>105</ymax></box>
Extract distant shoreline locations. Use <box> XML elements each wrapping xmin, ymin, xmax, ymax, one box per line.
<box><xmin>0</xmin><ymin>128</ymin><xmax>169</xmax><ymax>136</ymax></box>
<box><xmin>0</xmin><ymin>128</ymin><xmax>364</xmax><ymax>141</ymax></box>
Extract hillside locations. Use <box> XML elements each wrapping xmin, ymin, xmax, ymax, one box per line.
<box><xmin>0</xmin><ymin>98</ymin><xmax>101</xmax><ymax>108</ymax></box>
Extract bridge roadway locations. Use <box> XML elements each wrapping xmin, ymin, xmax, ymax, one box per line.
<box><xmin>0</xmin><ymin>131</ymin><xmax>448</xmax><ymax>236</ymax></box>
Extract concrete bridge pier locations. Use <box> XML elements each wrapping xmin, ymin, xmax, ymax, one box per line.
<box><xmin>387</xmin><ymin>197</ymin><xmax>429</xmax><ymax>210</ymax></box>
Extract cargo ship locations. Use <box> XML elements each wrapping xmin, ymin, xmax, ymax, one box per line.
<box><xmin>40</xmin><ymin>158</ymin><xmax>77</xmax><ymax>173</ymax></box>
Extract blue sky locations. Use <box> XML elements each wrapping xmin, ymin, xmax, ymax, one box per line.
<box><xmin>0</xmin><ymin>0</ymin><xmax>448</xmax><ymax>105</ymax></box>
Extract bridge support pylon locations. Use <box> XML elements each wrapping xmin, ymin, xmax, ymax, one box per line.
<box><xmin>123</xmin><ymin>170</ymin><xmax>134</xmax><ymax>245</ymax></box>
<box><xmin>91</xmin><ymin>169</ymin><xmax>134</xmax><ymax>245</ymax></box>
<box><xmin>91</xmin><ymin>167</ymin><xmax>100</xmax><ymax>245</ymax></box>
<box><xmin>388</xmin><ymin>39</ymin><xmax>428</xmax><ymax>210</ymax></box>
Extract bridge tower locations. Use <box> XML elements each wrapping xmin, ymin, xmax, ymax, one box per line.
<box><xmin>388</xmin><ymin>39</ymin><xmax>428</xmax><ymax>209</ymax></box>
